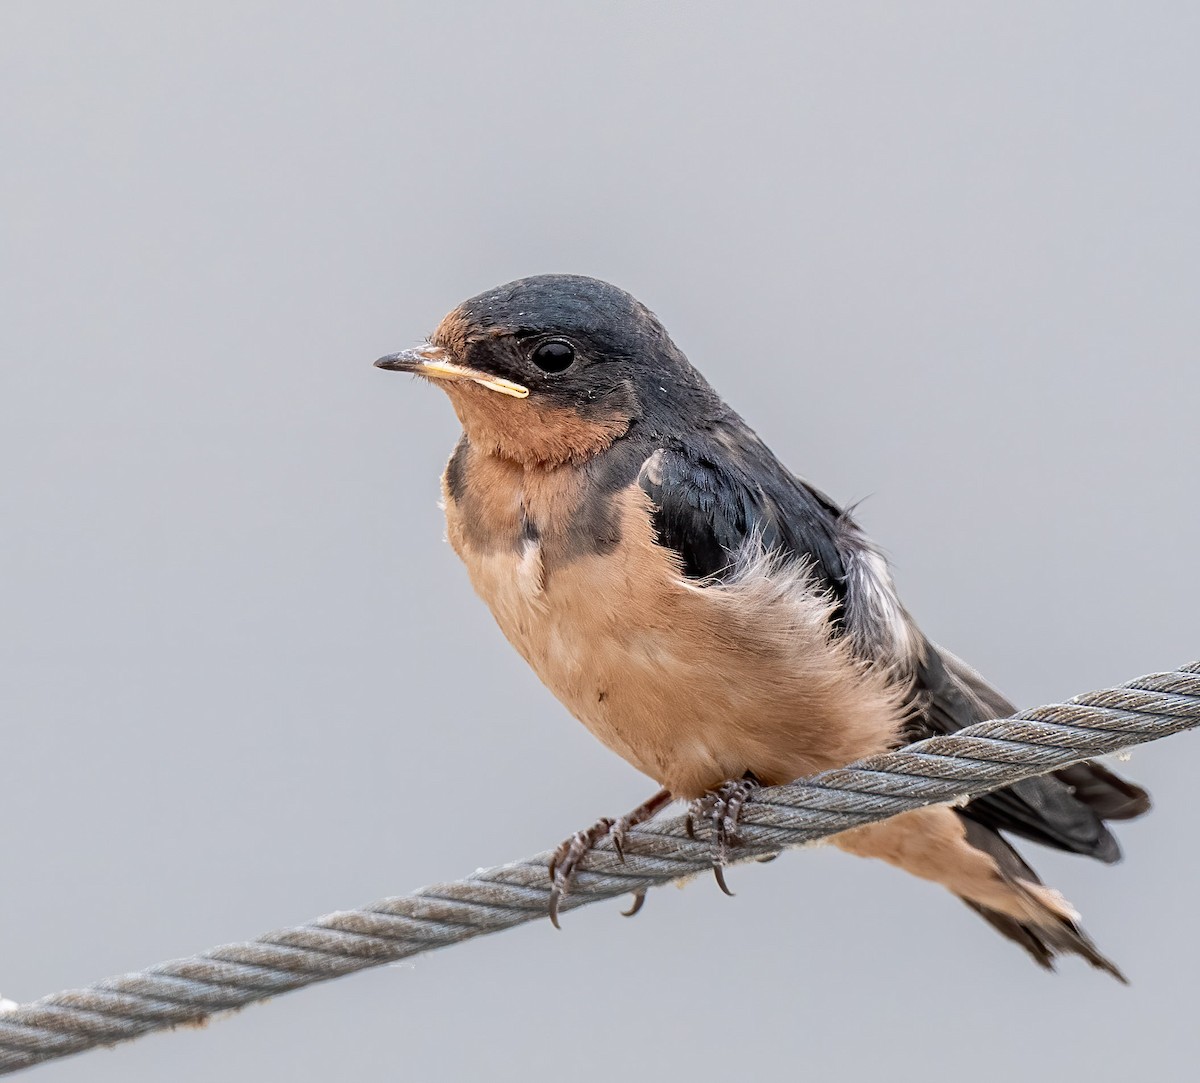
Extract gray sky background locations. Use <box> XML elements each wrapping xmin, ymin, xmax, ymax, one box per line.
<box><xmin>3</xmin><ymin>3</ymin><xmax>1199</xmax><ymax>1080</ymax></box>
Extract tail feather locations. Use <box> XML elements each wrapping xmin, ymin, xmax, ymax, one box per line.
<box><xmin>958</xmin><ymin>815</ymin><xmax>1127</xmax><ymax>982</ymax></box>
<box><xmin>960</xmin><ymin>898</ymin><xmax>1127</xmax><ymax>983</ymax></box>
<box><xmin>1054</xmin><ymin>760</ymin><xmax>1151</xmax><ymax>822</ymax></box>
<box><xmin>930</xmin><ymin>646</ymin><xmax>1151</xmax><ymax>861</ymax></box>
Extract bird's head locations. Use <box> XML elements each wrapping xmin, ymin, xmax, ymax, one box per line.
<box><xmin>375</xmin><ymin>274</ymin><xmax>711</xmax><ymax>465</ymax></box>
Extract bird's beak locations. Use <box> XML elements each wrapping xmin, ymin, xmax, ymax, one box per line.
<box><xmin>374</xmin><ymin>344</ymin><xmax>529</xmax><ymax>399</ymax></box>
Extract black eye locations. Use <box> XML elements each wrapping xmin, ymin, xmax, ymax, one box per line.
<box><xmin>530</xmin><ymin>340</ymin><xmax>575</xmax><ymax>373</ymax></box>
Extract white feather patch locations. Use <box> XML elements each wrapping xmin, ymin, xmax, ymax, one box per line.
<box><xmin>842</xmin><ymin>543</ymin><xmax>923</xmax><ymax>670</ymax></box>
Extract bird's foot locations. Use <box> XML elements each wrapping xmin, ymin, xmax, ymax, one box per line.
<box><xmin>548</xmin><ymin>816</ymin><xmax>616</xmax><ymax>930</ymax></box>
<box><xmin>547</xmin><ymin>788</ymin><xmax>672</xmax><ymax>928</ymax></box>
<box><xmin>686</xmin><ymin>772</ymin><xmax>762</xmax><ymax>896</ymax></box>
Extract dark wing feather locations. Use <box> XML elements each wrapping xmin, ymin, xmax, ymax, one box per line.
<box><xmin>936</xmin><ymin>648</ymin><xmax>1149</xmax><ymax>822</ymax></box>
<box><xmin>916</xmin><ymin>645</ymin><xmax>1150</xmax><ymax>863</ymax></box>
<box><xmin>637</xmin><ymin>435</ymin><xmax>847</xmax><ymax>594</ymax></box>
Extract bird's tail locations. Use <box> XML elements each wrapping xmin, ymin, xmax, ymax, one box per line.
<box><xmin>958</xmin><ymin>816</ymin><xmax>1127</xmax><ymax>982</ymax></box>
<box><xmin>833</xmin><ymin>805</ymin><xmax>1127</xmax><ymax>981</ymax></box>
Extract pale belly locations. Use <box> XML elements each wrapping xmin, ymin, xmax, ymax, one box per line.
<box><xmin>448</xmin><ymin>490</ymin><xmax>903</xmax><ymax>799</ymax></box>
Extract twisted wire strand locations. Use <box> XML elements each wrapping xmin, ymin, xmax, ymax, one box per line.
<box><xmin>1</xmin><ymin>662</ymin><xmax>1197</xmax><ymax>1074</ymax></box>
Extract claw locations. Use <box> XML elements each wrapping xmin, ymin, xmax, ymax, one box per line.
<box><xmin>611</xmin><ymin>824</ymin><xmax>626</xmax><ymax>863</ymax></box>
<box><xmin>712</xmin><ymin>863</ymin><xmax>735</xmax><ymax>897</ymax></box>
<box><xmin>687</xmin><ymin>773</ymin><xmax>762</xmax><ymax>897</ymax></box>
<box><xmin>549</xmin><ymin>881</ymin><xmax>567</xmax><ymax>930</ymax></box>
<box><xmin>621</xmin><ymin>890</ymin><xmax>647</xmax><ymax>918</ymax></box>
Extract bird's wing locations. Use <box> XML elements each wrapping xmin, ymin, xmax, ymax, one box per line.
<box><xmin>637</xmin><ymin>431</ymin><xmax>1148</xmax><ymax>860</ymax></box>
<box><xmin>636</xmin><ymin>428</ymin><xmax>916</xmax><ymax>666</ymax></box>
<box><xmin>636</xmin><ymin>434</ymin><xmax>848</xmax><ymax>594</ymax></box>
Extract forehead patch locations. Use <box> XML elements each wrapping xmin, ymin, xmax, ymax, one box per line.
<box><xmin>431</xmin><ymin>306</ymin><xmax>472</xmax><ymax>354</ymax></box>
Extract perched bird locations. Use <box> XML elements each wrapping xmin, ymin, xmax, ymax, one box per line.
<box><xmin>376</xmin><ymin>274</ymin><xmax>1149</xmax><ymax>977</ymax></box>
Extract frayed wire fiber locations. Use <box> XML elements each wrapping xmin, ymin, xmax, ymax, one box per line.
<box><xmin>1</xmin><ymin>662</ymin><xmax>1198</xmax><ymax>1075</ymax></box>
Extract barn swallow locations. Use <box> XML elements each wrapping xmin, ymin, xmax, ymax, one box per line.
<box><xmin>376</xmin><ymin>274</ymin><xmax>1149</xmax><ymax>978</ymax></box>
